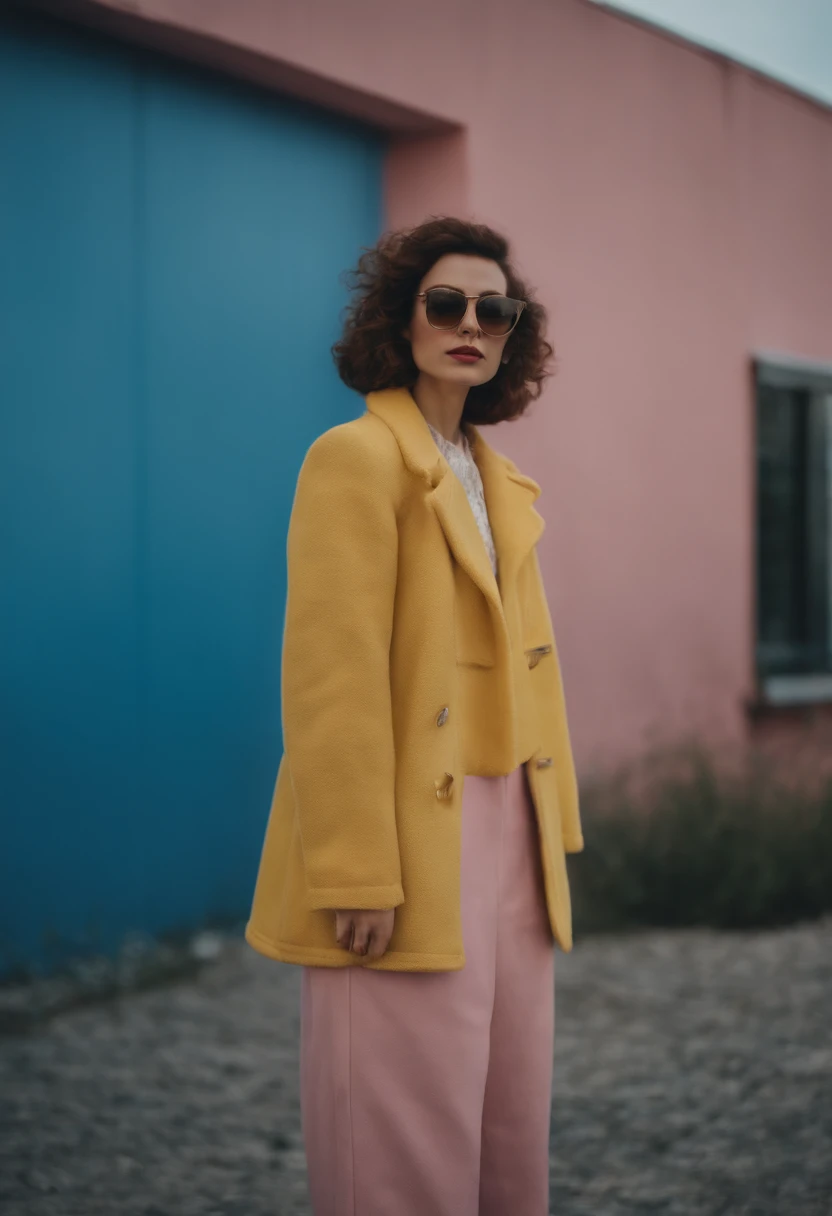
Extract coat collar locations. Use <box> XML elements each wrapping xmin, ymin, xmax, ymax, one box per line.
<box><xmin>365</xmin><ymin>387</ymin><xmax>545</xmax><ymax>621</ymax></box>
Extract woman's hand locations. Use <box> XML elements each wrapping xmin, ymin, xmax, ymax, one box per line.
<box><xmin>334</xmin><ymin>909</ymin><xmax>395</xmax><ymax>959</ymax></box>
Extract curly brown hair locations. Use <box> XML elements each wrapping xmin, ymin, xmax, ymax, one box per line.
<box><xmin>332</xmin><ymin>216</ymin><xmax>554</xmax><ymax>425</ymax></box>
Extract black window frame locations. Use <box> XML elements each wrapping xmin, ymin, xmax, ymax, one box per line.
<box><xmin>753</xmin><ymin>354</ymin><xmax>832</xmax><ymax>706</ymax></box>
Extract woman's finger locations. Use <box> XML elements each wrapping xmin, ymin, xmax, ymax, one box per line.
<box><xmin>366</xmin><ymin>930</ymin><xmax>387</xmax><ymax>958</ymax></box>
<box><xmin>335</xmin><ymin>915</ymin><xmax>352</xmax><ymax>950</ymax></box>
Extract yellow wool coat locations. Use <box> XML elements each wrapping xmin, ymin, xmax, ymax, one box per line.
<box><xmin>245</xmin><ymin>386</ymin><xmax>583</xmax><ymax>971</ymax></box>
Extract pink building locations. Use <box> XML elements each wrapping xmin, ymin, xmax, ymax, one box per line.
<box><xmin>47</xmin><ymin>0</ymin><xmax>832</xmax><ymax>777</ymax></box>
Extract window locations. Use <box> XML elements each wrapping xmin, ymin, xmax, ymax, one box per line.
<box><xmin>754</xmin><ymin>355</ymin><xmax>832</xmax><ymax>705</ymax></box>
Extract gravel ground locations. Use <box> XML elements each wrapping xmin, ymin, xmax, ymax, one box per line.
<box><xmin>1</xmin><ymin>920</ymin><xmax>830</xmax><ymax>1216</ymax></box>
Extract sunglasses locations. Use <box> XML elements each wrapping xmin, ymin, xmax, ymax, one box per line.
<box><xmin>416</xmin><ymin>287</ymin><xmax>526</xmax><ymax>337</ymax></box>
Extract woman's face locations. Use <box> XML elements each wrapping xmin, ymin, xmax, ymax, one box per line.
<box><xmin>404</xmin><ymin>254</ymin><xmax>512</xmax><ymax>388</ymax></box>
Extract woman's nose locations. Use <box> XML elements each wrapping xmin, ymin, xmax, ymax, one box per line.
<box><xmin>457</xmin><ymin>301</ymin><xmax>480</xmax><ymax>337</ymax></box>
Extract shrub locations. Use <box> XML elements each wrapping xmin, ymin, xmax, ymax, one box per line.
<box><xmin>569</xmin><ymin>741</ymin><xmax>832</xmax><ymax>933</ymax></box>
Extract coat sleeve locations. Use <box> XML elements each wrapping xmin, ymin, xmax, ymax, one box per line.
<box><xmin>281</xmin><ymin>426</ymin><xmax>404</xmax><ymax>912</ymax></box>
<box><xmin>531</xmin><ymin>548</ymin><xmax>584</xmax><ymax>854</ymax></box>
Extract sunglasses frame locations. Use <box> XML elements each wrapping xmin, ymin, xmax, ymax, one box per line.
<box><xmin>416</xmin><ymin>288</ymin><xmax>527</xmax><ymax>337</ymax></box>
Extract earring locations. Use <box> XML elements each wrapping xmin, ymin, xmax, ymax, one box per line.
<box><xmin>501</xmin><ymin>354</ymin><xmax>510</xmax><ymax>365</ymax></box>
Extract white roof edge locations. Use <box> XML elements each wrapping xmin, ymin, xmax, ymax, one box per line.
<box><xmin>587</xmin><ymin>0</ymin><xmax>832</xmax><ymax>113</ymax></box>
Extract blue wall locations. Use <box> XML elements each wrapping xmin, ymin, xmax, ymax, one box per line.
<box><xmin>0</xmin><ymin>12</ymin><xmax>384</xmax><ymax>976</ymax></box>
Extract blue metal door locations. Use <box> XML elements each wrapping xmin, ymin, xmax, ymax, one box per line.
<box><xmin>0</xmin><ymin>11</ymin><xmax>384</xmax><ymax>975</ymax></box>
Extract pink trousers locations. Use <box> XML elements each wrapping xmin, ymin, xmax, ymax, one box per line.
<box><xmin>299</xmin><ymin>764</ymin><xmax>556</xmax><ymax>1216</ymax></box>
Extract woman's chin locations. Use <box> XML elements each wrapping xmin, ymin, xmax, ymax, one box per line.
<box><xmin>425</xmin><ymin>362</ymin><xmax>492</xmax><ymax>387</ymax></box>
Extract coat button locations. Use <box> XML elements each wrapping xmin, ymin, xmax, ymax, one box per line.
<box><xmin>436</xmin><ymin>706</ymin><xmax>449</xmax><ymax>727</ymax></box>
<box><xmin>435</xmin><ymin>772</ymin><xmax>454</xmax><ymax>799</ymax></box>
<box><xmin>526</xmin><ymin>644</ymin><xmax>552</xmax><ymax>669</ymax></box>
<box><xmin>535</xmin><ymin>756</ymin><xmax>554</xmax><ymax>768</ymax></box>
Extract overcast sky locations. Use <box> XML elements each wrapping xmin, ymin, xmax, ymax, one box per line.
<box><xmin>589</xmin><ymin>0</ymin><xmax>832</xmax><ymax>107</ymax></box>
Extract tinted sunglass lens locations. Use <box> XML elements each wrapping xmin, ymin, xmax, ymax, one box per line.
<box><xmin>425</xmin><ymin>288</ymin><xmax>467</xmax><ymax>328</ymax></box>
<box><xmin>476</xmin><ymin>296</ymin><xmax>520</xmax><ymax>336</ymax></box>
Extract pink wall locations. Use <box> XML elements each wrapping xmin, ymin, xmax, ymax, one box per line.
<box><xmin>57</xmin><ymin>0</ymin><xmax>832</xmax><ymax>775</ymax></box>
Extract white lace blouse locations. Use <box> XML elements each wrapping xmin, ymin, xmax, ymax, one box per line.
<box><xmin>426</xmin><ymin>421</ymin><xmax>498</xmax><ymax>578</ymax></box>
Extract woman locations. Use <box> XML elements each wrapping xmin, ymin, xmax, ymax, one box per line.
<box><xmin>246</xmin><ymin>216</ymin><xmax>584</xmax><ymax>1215</ymax></box>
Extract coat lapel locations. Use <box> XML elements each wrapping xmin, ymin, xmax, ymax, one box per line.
<box><xmin>365</xmin><ymin>388</ymin><xmax>545</xmax><ymax>624</ymax></box>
